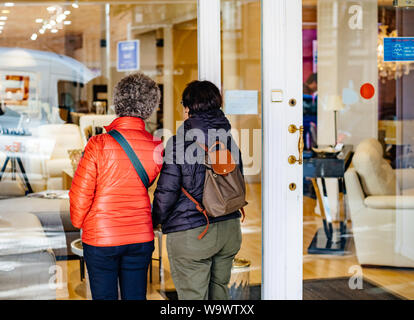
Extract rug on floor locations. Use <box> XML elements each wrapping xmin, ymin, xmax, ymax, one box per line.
<box><xmin>161</xmin><ymin>277</ymin><xmax>404</xmax><ymax>300</ymax></box>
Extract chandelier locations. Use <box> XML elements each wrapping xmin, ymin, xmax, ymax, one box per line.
<box><xmin>378</xmin><ymin>25</ymin><xmax>414</xmax><ymax>83</ymax></box>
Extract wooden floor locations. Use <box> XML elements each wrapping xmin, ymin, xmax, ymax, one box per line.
<box><xmin>57</xmin><ymin>183</ymin><xmax>414</xmax><ymax>300</ymax></box>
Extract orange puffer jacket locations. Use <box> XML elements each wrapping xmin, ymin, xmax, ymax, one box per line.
<box><xmin>69</xmin><ymin>117</ymin><xmax>163</xmax><ymax>247</ymax></box>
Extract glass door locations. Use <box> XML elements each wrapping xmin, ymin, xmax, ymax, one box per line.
<box><xmin>0</xmin><ymin>0</ymin><xmax>198</xmax><ymax>300</ymax></box>
<box><xmin>301</xmin><ymin>0</ymin><xmax>414</xmax><ymax>300</ymax></box>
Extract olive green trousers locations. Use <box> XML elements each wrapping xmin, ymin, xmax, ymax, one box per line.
<box><xmin>166</xmin><ymin>218</ymin><xmax>242</xmax><ymax>300</ymax></box>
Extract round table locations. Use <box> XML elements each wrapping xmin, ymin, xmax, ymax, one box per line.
<box><xmin>70</xmin><ymin>239</ymin><xmax>85</xmax><ymax>281</ymax></box>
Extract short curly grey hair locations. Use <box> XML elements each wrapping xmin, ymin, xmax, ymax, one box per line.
<box><xmin>113</xmin><ymin>73</ymin><xmax>160</xmax><ymax>120</ymax></box>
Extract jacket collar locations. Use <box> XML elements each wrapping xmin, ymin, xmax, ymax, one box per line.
<box><xmin>184</xmin><ymin>109</ymin><xmax>231</xmax><ymax>133</ymax></box>
<box><xmin>104</xmin><ymin>116</ymin><xmax>146</xmax><ymax>132</ymax></box>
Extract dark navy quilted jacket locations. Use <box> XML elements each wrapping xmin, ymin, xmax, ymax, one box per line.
<box><xmin>152</xmin><ymin>109</ymin><xmax>243</xmax><ymax>234</ymax></box>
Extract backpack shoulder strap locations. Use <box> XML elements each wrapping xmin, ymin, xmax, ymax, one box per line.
<box><xmin>181</xmin><ymin>187</ymin><xmax>210</xmax><ymax>240</ymax></box>
<box><xmin>108</xmin><ymin>129</ymin><xmax>150</xmax><ymax>189</ymax></box>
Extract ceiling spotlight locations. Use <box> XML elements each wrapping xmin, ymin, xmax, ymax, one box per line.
<box><xmin>31</xmin><ymin>33</ymin><xmax>38</xmax><ymax>40</ymax></box>
<box><xmin>45</xmin><ymin>24</ymin><xmax>51</xmax><ymax>29</ymax></box>
<box><xmin>51</xmin><ymin>29</ymin><xmax>58</xmax><ymax>33</ymax></box>
<box><xmin>0</xmin><ymin>22</ymin><xmax>5</xmax><ymax>26</ymax></box>
<box><xmin>4</xmin><ymin>3</ymin><xmax>14</xmax><ymax>7</ymax></box>
<box><xmin>64</xmin><ymin>10</ymin><xmax>71</xmax><ymax>15</ymax></box>
<box><xmin>72</xmin><ymin>3</ymin><xmax>79</xmax><ymax>9</ymax></box>
<box><xmin>64</xmin><ymin>20</ymin><xmax>71</xmax><ymax>25</ymax></box>
<box><xmin>0</xmin><ymin>26</ymin><xmax>4</xmax><ymax>30</ymax></box>
<box><xmin>47</xmin><ymin>6</ymin><xmax>56</xmax><ymax>13</ymax></box>
<box><xmin>35</xmin><ymin>18</ymin><xmax>43</xmax><ymax>23</ymax></box>
<box><xmin>56</xmin><ymin>14</ymin><xmax>66</xmax><ymax>23</ymax></box>
<box><xmin>1</xmin><ymin>10</ymin><xmax>10</xmax><ymax>14</ymax></box>
<box><xmin>0</xmin><ymin>16</ymin><xmax>7</xmax><ymax>21</ymax></box>
<box><xmin>50</xmin><ymin>20</ymin><xmax>56</xmax><ymax>26</ymax></box>
<box><xmin>39</xmin><ymin>28</ymin><xmax>45</xmax><ymax>34</ymax></box>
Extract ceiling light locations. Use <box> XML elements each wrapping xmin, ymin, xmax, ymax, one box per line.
<box><xmin>63</xmin><ymin>20</ymin><xmax>71</xmax><ymax>25</ymax></box>
<box><xmin>72</xmin><ymin>3</ymin><xmax>79</xmax><ymax>9</ymax></box>
<box><xmin>0</xmin><ymin>16</ymin><xmax>7</xmax><ymax>21</ymax></box>
<box><xmin>0</xmin><ymin>26</ymin><xmax>4</xmax><ymax>30</ymax></box>
<box><xmin>4</xmin><ymin>3</ymin><xmax>14</xmax><ymax>7</ymax></box>
<box><xmin>45</xmin><ymin>24</ymin><xmax>51</xmax><ymax>29</ymax></box>
<box><xmin>31</xmin><ymin>33</ymin><xmax>37</xmax><ymax>40</ymax></box>
<box><xmin>1</xmin><ymin>10</ymin><xmax>10</xmax><ymax>14</ymax></box>
<box><xmin>0</xmin><ymin>22</ymin><xmax>5</xmax><ymax>26</ymax></box>
<box><xmin>39</xmin><ymin>28</ymin><xmax>45</xmax><ymax>34</ymax></box>
<box><xmin>56</xmin><ymin>14</ymin><xmax>66</xmax><ymax>23</ymax></box>
<box><xmin>64</xmin><ymin>10</ymin><xmax>71</xmax><ymax>15</ymax></box>
<box><xmin>47</xmin><ymin>6</ymin><xmax>56</xmax><ymax>13</ymax></box>
<box><xmin>51</xmin><ymin>29</ymin><xmax>58</xmax><ymax>33</ymax></box>
<box><xmin>35</xmin><ymin>18</ymin><xmax>43</xmax><ymax>23</ymax></box>
<box><xmin>50</xmin><ymin>20</ymin><xmax>56</xmax><ymax>26</ymax></box>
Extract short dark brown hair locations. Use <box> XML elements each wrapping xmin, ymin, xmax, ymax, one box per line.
<box><xmin>181</xmin><ymin>80</ymin><xmax>222</xmax><ymax>115</ymax></box>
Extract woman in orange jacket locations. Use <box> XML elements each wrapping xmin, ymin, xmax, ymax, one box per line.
<box><xmin>69</xmin><ymin>73</ymin><xmax>163</xmax><ymax>300</ymax></box>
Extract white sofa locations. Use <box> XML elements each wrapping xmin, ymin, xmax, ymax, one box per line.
<box><xmin>37</xmin><ymin>124</ymin><xmax>83</xmax><ymax>190</ymax></box>
<box><xmin>345</xmin><ymin>138</ymin><xmax>414</xmax><ymax>267</ymax></box>
<box><xmin>0</xmin><ymin>210</ymin><xmax>56</xmax><ymax>299</ymax></box>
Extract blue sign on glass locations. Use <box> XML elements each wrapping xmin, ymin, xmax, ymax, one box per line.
<box><xmin>117</xmin><ymin>40</ymin><xmax>140</xmax><ymax>72</ymax></box>
<box><xmin>384</xmin><ymin>37</ymin><xmax>414</xmax><ymax>62</ymax></box>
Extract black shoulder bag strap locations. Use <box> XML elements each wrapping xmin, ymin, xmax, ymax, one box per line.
<box><xmin>108</xmin><ymin>129</ymin><xmax>150</xmax><ymax>189</ymax></box>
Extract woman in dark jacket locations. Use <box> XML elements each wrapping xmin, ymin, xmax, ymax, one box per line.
<box><xmin>152</xmin><ymin>80</ymin><xmax>243</xmax><ymax>300</ymax></box>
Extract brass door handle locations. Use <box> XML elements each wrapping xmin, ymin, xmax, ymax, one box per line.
<box><xmin>288</xmin><ymin>125</ymin><xmax>304</xmax><ymax>165</ymax></box>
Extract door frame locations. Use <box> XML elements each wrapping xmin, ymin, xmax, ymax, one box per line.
<box><xmin>197</xmin><ymin>0</ymin><xmax>304</xmax><ymax>300</ymax></box>
<box><xmin>261</xmin><ymin>0</ymin><xmax>303</xmax><ymax>300</ymax></box>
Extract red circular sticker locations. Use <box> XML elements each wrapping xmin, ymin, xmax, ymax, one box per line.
<box><xmin>360</xmin><ymin>83</ymin><xmax>375</xmax><ymax>100</ymax></box>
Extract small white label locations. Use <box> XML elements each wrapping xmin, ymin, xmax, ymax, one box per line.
<box><xmin>271</xmin><ymin>90</ymin><xmax>283</xmax><ymax>102</ymax></box>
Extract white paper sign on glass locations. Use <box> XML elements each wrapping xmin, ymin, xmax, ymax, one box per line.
<box><xmin>225</xmin><ymin>90</ymin><xmax>258</xmax><ymax>115</ymax></box>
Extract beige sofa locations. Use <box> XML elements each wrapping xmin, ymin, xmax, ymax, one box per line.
<box><xmin>345</xmin><ymin>138</ymin><xmax>414</xmax><ymax>267</ymax></box>
<box><xmin>0</xmin><ymin>210</ymin><xmax>56</xmax><ymax>299</ymax></box>
<box><xmin>37</xmin><ymin>124</ymin><xmax>83</xmax><ymax>190</ymax></box>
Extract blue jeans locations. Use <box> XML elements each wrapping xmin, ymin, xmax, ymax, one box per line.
<box><xmin>83</xmin><ymin>241</ymin><xmax>154</xmax><ymax>300</ymax></box>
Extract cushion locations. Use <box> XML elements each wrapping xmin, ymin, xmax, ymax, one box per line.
<box><xmin>46</xmin><ymin>159</ymin><xmax>72</xmax><ymax>177</ymax></box>
<box><xmin>38</xmin><ymin>124</ymin><xmax>83</xmax><ymax>159</ymax></box>
<box><xmin>0</xmin><ymin>212</ymin><xmax>49</xmax><ymax>256</ymax></box>
<box><xmin>356</xmin><ymin>137</ymin><xmax>383</xmax><ymax>156</ymax></box>
<box><xmin>353</xmin><ymin>138</ymin><xmax>397</xmax><ymax>196</ymax></box>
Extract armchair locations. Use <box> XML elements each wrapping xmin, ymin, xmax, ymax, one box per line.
<box><xmin>344</xmin><ymin>138</ymin><xmax>414</xmax><ymax>267</ymax></box>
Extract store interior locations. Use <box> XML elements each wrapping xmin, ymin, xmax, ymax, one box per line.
<box><xmin>0</xmin><ymin>0</ymin><xmax>414</xmax><ymax>300</ymax></box>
